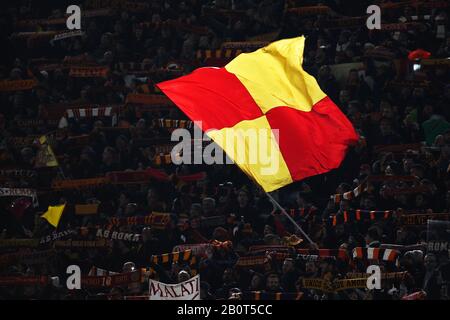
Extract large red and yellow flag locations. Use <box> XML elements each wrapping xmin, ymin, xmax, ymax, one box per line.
<box><xmin>157</xmin><ymin>36</ymin><xmax>358</xmax><ymax>192</ymax></box>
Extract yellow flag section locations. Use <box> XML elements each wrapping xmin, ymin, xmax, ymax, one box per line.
<box><xmin>207</xmin><ymin>116</ymin><xmax>292</xmax><ymax>191</ymax></box>
<box><xmin>225</xmin><ymin>37</ymin><xmax>326</xmax><ymax>113</ymax></box>
<box><xmin>41</xmin><ymin>203</ymin><xmax>66</xmax><ymax>228</ymax></box>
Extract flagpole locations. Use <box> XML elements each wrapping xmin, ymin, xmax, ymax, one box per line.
<box><xmin>265</xmin><ymin>191</ymin><xmax>317</xmax><ymax>248</ymax></box>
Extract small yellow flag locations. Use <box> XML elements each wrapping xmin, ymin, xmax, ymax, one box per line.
<box><xmin>41</xmin><ymin>203</ymin><xmax>66</xmax><ymax>228</ymax></box>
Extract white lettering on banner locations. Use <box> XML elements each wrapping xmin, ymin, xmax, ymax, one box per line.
<box><xmin>149</xmin><ymin>274</ymin><xmax>200</xmax><ymax>300</ymax></box>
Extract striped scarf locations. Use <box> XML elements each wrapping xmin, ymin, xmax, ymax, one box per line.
<box><xmin>285</xmin><ymin>207</ymin><xmax>318</xmax><ymax>218</ymax></box>
<box><xmin>151</xmin><ymin>250</ymin><xmax>194</xmax><ymax>266</ymax></box>
<box><xmin>81</xmin><ymin>269</ymin><xmax>143</xmax><ymax>288</ymax></box>
<box><xmin>0</xmin><ymin>79</ymin><xmax>37</xmax><ymax>92</ymax></box>
<box><xmin>52</xmin><ymin>30</ymin><xmax>84</xmax><ymax>42</ymax></box>
<box><xmin>6</xmin><ymin>136</ymin><xmax>40</xmax><ymax>148</ymax></box>
<box><xmin>40</xmin><ymin>229</ymin><xmax>77</xmax><ymax>245</ymax></box>
<box><xmin>0</xmin><ymin>276</ymin><xmax>50</xmax><ymax>286</ymax></box>
<box><xmin>95</xmin><ymin>228</ymin><xmax>141</xmax><ymax>242</ymax></box>
<box><xmin>172</xmin><ymin>243</ymin><xmax>213</xmax><ymax>257</ymax></box>
<box><xmin>331</xmin><ymin>209</ymin><xmax>393</xmax><ymax>226</ymax></box>
<box><xmin>373</xmin><ymin>143</ymin><xmax>423</xmax><ymax>153</ymax></box>
<box><xmin>16</xmin><ymin>119</ymin><xmax>59</xmax><ymax>128</ymax></box>
<box><xmin>63</xmin><ymin>54</ymin><xmax>95</xmax><ymax>66</ymax></box>
<box><xmin>331</xmin><ymin>182</ymin><xmax>367</xmax><ymax>204</ymax></box>
<box><xmin>352</xmin><ymin>247</ymin><xmax>399</xmax><ymax>262</ymax></box>
<box><xmin>385</xmin><ymin>80</ymin><xmax>430</xmax><ymax>88</ymax></box>
<box><xmin>422</xmin><ymin>58</ymin><xmax>450</xmax><ymax>67</ymax></box>
<box><xmin>52</xmin><ymin>177</ymin><xmax>108</xmax><ymax>190</ymax></box>
<box><xmin>346</xmin><ymin>271</ymin><xmax>407</xmax><ymax>281</ymax></box>
<box><xmin>66</xmin><ymin>106</ymin><xmax>114</xmax><ymax>119</ymax></box>
<box><xmin>287</xmin><ymin>5</ymin><xmax>331</xmax><ymax>15</ymax></box>
<box><xmin>400</xmin><ymin>14</ymin><xmax>432</xmax><ymax>23</ymax></box>
<box><xmin>243</xmin><ymin>291</ymin><xmax>303</xmax><ymax>300</ymax></box>
<box><xmin>154</xmin><ymin>154</ymin><xmax>172</xmax><ymax>166</ymax></box>
<box><xmin>221</xmin><ymin>42</ymin><xmax>268</xmax><ymax>50</ymax></box>
<box><xmin>149</xmin><ymin>250</ymin><xmax>197</xmax><ymax>277</ymax></box>
<box><xmin>69</xmin><ymin>66</ymin><xmax>109</xmax><ymax>78</ymax></box>
<box><xmin>190</xmin><ymin>215</ymin><xmax>227</xmax><ymax>230</ymax></box>
<box><xmin>125</xmin><ymin>93</ymin><xmax>172</xmax><ymax>106</ymax></box>
<box><xmin>153</xmin><ymin>144</ymin><xmax>176</xmax><ymax>154</ymax></box>
<box><xmin>156</xmin><ymin>119</ymin><xmax>193</xmax><ymax>129</ymax></box>
<box><xmin>88</xmin><ymin>266</ymin><xmax>119</xmax><ymax>276</ymax></box>
<box><xmin>109</xmin><ymin>212</ymin><xmax>171</xmax><ymax>229</ymax></box>
<box><xmin>53</xmin><ymin>239</ymin><xmax>111</xmax><ymax>249</ymax></box>
<box><xmin>381</xmin><ymin>22</ymin><xmax>422</xmax><ymax>31</ymax></box>
<box><xmin>15</xmin><ymin>9</ymin><xmax>113</xmax><ymax>27</ymax></box>
<box><xmin>301</xmin><ymin>278</ymin><xmax>374</xmax><ymax>293</ymax></box>
<box><xmin>196</xmin><ymin>49</ymin><xmax>245</xmax><ymax>60</ymax></box>
<box><xmin>235</xmin><ymin>256</ymin><xmax>272</xmax><ymax>272</ymax></box>
<box><xmin>319</xmin><ymin>17</ymin><xmax>366</xmax><ymax>30</ymax></box>
<box><xmin>0</xmin><ymin>239</ymin><xmax>40</xmax><ymax>248</ymax></box>
<box><xmin>400</xmin><ymin>212</ymin><xmax>450</xmax><ymax>225</ymax></box>
<box><xmin>248</xmin><ymin>245</ymin><xmax>294</xmax><ymax>256</ymax></box>
<box><xmin>331</xmin><ymin>176</ymin><xmax>420</xmax><ymax>204</ymax></box>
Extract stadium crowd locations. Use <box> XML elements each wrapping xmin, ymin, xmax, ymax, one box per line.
<box><xmin>0</xmin><ymin>0</ymin><xmax>449</xmax><ymax>300</ymax></box>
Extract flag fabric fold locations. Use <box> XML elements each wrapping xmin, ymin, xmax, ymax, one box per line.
<box><xmin>157</xmin><ymin>36</ymin><xmax>358</xmax><ymax>192</ymax></box>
